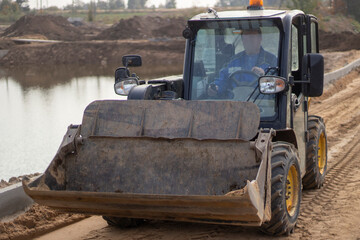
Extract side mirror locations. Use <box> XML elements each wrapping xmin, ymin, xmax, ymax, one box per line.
<box><xmin>183</xmin><ymin>26</ymin><xmax>193</xmax><ymax>39</ymax></box>
<box><xmin>115</xmin><ymin>67</ymin><xmax>130</xmax><ymax>82</ymax></box>
<box><xmin>302</xmin><ymin>53</ymin><xmax>324</xmax><ymax>97</ymax></box>
<box><xmin>259</xmin><ymin>76</ymin><xmax>288</xmax><ymax>94</ymax></box>
<box><xmin>122</xmin><ymin>55</ymin><xmax>142</xmax><ymax>67</ymax></box>
<box><xmin>114</xmin><ymin>55</ymin><xmax>142</xmax><ymax>96</ymax></box>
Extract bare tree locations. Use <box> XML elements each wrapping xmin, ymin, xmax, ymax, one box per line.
<box><xmin>165</xmin><ymin>0</ymin><xmax>176</xmax><ymax>8</ymax></box>
<box><xmin>128</xmin><ymin>0</ymin><xmax>147</xmax><ymax>9</ymax></box>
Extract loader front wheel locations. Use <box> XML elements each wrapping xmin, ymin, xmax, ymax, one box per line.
<box><xmin>102</xmin><ymin>216</ymin><xmax>144</xmax><ymax>228</ymax></box>
<box><xmin>303</xmin><ymin>116</ymin><xmax>327</xmax><ymax>189</ymax></box>
<box><xmin>261</xmin><ymin>142</ymin><xmax>301</xmax><ymax>235</ymax></box>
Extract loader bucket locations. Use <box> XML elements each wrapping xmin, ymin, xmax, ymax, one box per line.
<box><xmin>24</xmin><ymin>100</ymin><xmax>274</xmax><ymax>226</ymax></box>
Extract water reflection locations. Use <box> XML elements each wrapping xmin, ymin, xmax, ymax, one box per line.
<box><xmin>2</xmin><ymin>63</ymin><xmax>183</xmax><ymax>89</ymax></box>
<box><xmin>0</xmin><ymin>64</ymin><xmax>182</xmax><ymax>181</ymax></box>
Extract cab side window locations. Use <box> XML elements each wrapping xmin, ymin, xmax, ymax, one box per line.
<box><xmin>291</xmin><ymin>24</ymin><xmax>299</xmax><ymax>72</ymax></box>
<box><xmin>291</xmin><ymin>16</ymin><xmax>306</xmax><ymax>96</ymax></box>
<box><xmin>310</xmin><ymin>22</ymin><xmax>318</xmax><ymax>53</ymax></box>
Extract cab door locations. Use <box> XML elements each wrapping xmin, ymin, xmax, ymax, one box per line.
<box><xmin>306</xmin><ymin>15</ymin><xmax>320</xmax><ymax>54</ymax></box>
<box><xmin>291</xmin><ymin>14</ymin><xmax>321</xmax><ymax>176</ymax></box>
<box><xmin>291</xmin><ymin>14</ymin><xmax>308</xmax><ymax>176</ymax></box>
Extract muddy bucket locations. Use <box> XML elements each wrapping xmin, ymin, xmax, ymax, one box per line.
<box><xmin>24</xmin><ymin>100</ymin><xmax>273</xmax><ymax>226</ymax></box>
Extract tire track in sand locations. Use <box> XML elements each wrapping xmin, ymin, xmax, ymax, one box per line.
<box><xmin>292</xmin><ymin>74</ymin><xmax>360</xmax><ymax>239</ymax></box>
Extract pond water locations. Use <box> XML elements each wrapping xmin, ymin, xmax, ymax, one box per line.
<box><xmin>0</xmin><ymin>65</ymin><xmax>182</xmax><ymax>181</ymax></box>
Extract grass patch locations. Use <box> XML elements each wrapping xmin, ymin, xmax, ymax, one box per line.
<box><xmin>0</xmin><ymin>12</ymin><xmax>24</xmax><ymax>24</ymax></box>
<box><xmin>0</xmin><ymin>8</ymin><xmax>205</xmax><ymax>25</ymax></box>
<box><xmin>60</xmin><ymin>11</ymin><xmax>151</xmax><ymax>24</ymax></box>
<box><xmin>350</xmin><ymin>19</ymin><xmax>360</xmax><ymax>33</ymax></box>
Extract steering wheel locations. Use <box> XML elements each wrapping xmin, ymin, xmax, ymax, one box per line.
<box><xmin>227</xmin><ymin>69</ymin><xmax>260</xmax><ymax>87</ymax></box>
<box><xmin>225</xmin><ymin>69</ymin><xmax>261</xmax><ymax>101</ymax></box>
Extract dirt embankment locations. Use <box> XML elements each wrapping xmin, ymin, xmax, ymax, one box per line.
<box><xmin>319</xmin><ymin>30</ymin><xmax>360</xmax><ymax>52</ymax></box>
<box><xmin>1</xmin><ymin>14</ymin><xmax>360</xmax><ymax>71</ymax></box>
<box><xmin>0</xmin><ymin>204</ymin><xmax>86</xmax><ymax>240</ymax></box>
<box><xmin>0</xmin><ymin>173</ymin><xmax>41</xmax><ymax>189</ymax></box>
<box><xmin>1</xmin><ymin>15</ymin><xmax>85</xmax><ymax>41</ymax></box>
<box><xmin>0</xmin><ymin>39</ymin><xmax>15</xmax><ymax>49</ymax></box>
<box><xmin>1</xmin><ymin>14</ymin><xmax>188</xmax><ymax>42</ymax></box>
<box><xmin>0</xmin><ymin>15</ymin><xmax>187</xmax><ymax>72</ymax></box>
<box><xmin>0</xmin><ymin>39</ymin><xmax>185</xmax><ymax>67</ymax></box>
<box><xmin>322</xmin><ymin>50</ymin><xmax>360</xmax><ymax>72</ymax></box>
<box><xmin>95</xmin><ymin>15</ymin><xmax>187</xmax><ymax>40</ymax></box>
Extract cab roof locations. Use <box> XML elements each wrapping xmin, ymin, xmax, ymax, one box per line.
<box><xmin>189</xmin><ymin>9</ymin><xmax>289</xmax><ymax>21</ymax></box>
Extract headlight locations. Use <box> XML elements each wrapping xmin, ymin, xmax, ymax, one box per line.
<box><xmin>259</xmin><ymin>76</ymin><xmax>287</xmax><ymax>94</ymax></box>
<box><xmin>114</xmin><ymin>79</ymin><xmax>138</xmax><ymax>96</ymax></box>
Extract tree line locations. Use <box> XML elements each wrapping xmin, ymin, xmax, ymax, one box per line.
<box><xmin>331</xmin><ymin>0</ymin><xmax>360</xmax><ymax>22</ymax></box>
<box><xmin>63</xmin><ymin>0</ymin><xmax>176</xmax><ymax>10</ymax></box>
<box><xmin>1</xmin><ymin>0</ymin><xmax>359</xmax><ymax>21</ymax></box>
<box><xmin>0</xmin><ymin>0</ymin><xmax>29</xmax><ymax>15</ymax></box>
<box><xmin>86</xmin><ymin>0</ymin><xmax>359</xmax><ymax>17</ymax></box>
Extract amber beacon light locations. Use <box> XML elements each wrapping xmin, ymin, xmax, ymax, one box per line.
<box><xmin>248</xmin><ymin>0</ymin><xmax>264</xmax><ymax>10</ymax></box>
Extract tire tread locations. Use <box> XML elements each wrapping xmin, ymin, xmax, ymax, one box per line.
<box><xmin>303</xmin><ymin>116</ymin><xmax>327</xmax><ymax>189</ymax></box>
<box><xmin>261</xmin><ymin>142</ymin><xmax>301</xmax><ymax>236</ymax></box>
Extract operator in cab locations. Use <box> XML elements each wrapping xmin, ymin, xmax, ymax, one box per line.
<box><xmin>208</xmin><ymin>28</ymin><xmax>277</xmax><ymax>98</ymax></box>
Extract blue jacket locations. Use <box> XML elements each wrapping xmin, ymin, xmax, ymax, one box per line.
<box><xmin>214</xmin><ymin>47</ymin><xmax>277</xmax><ymax>96</ymax></box>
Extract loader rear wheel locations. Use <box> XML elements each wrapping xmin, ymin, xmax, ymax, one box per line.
<box><xmin>261</xmin><ymin>142</ymin><xmax>301</xmax><ymax>235</ymax></box>
<box><xmin>303</xmin><ymin>116</ymin><xmax>327</xmax><ymax>189</ymax></box>
<box><xmin>102</xmin><ymin>216</ymin><xmax>143</xmax><ymax>228</ymax></box>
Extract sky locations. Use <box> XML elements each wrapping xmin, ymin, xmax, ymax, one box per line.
<box><xmin>28</xmin><ymin>0</ymin><xmax>218</xmax><ymax>9</ymax></box>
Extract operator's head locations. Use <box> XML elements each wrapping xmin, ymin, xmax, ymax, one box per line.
<box><xmin>241</xmin><ymin>28</ymin><xmax>262</xmax><ymax>55</ymax></box>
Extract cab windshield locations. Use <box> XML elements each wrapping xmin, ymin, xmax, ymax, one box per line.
<box><xmin>190</xmin><ymin>19</ymin><xmax>281</xmax><ymax>118</ymax></box>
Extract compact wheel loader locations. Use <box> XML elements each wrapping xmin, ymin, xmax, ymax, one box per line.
<box><xmin>24</xmin><ymin>1</ymin><xmax>328</xmax><ymax>236</ymax></box>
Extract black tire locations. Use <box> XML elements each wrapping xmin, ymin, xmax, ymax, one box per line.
<box><xmin>102</xmin><ymin>216</ymin><xmax>143</xmax><ymax>228</ymax></box>
<box><xmin>261</xmin><ymin>142</ymin><xmax>302</xmax><ymax>235</ymax></box>
<box><xmin>303</xmin><ymin>116</ymin><xmax>327</xmax><ymax>189</ymax></box>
